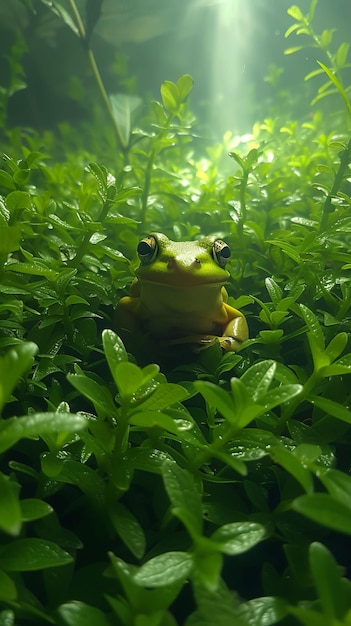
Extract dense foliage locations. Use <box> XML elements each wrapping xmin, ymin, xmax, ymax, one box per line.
<box><xmin>1</xmin><ymin>0</ymin><xmax>351</xmax><ymax>624</ymax></box>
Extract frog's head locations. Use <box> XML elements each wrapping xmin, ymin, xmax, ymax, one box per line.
<box><xmin>135</xmin><ymin>232</ymin><xmax>231</xmax><ymax>288</ymax></box>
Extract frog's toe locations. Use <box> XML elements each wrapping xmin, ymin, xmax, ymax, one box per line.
<box><xmin>219</xmin><ymin>336</ymin><xmax>243</xmax><ymax>352</ymax></box>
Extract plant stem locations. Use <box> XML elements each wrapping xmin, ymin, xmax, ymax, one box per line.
<box><xmin>320</xmin><ymin>136</ymin><xmax>351</xmax><ymax>230</ymax></box>
<box><xmin>190</xmin><ymin>425</ymin><xmax>238</xmax><ymax>472</ymax></box>
<box><xmin>67</xmin><ymin>0</ymin><xmax>125</xmax><ymax>153</ymax></box>
<box><xmin>278</xmin><ymin>370</ymin><xmax>319</xmax><ymax>430</ymax></box>
<box><xmin>237</xmin><ymin>169</ymin><xmax>248</xmax><ymax>241</ymax></box>
<box><xmin>139</xmin><ymin>112</ymin><xmax>174</xmax><ymax>233</ymax></box>
<box><xmin>139</xmin><ymin>149</ymin><xmax>155</xmax><ymax>234</ymax></box>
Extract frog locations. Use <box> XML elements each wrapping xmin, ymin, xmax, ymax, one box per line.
<box><xmin>115</xmin><ymin>232</ymin><xmax>248</xmax><ymax>355</ymax></box>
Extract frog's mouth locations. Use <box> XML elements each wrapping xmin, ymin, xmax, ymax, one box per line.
<box><xmin>138</xmin><ymin>276</ymin><xmax>227</xmax><ymax>288</ymax></box>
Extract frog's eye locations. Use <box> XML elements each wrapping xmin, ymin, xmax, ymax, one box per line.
<box><xmin>213</xmin><ymin>240</ymin><xmax>231</xmax><ymax>268</ymax></box>
<box><xmin>137</xmin><ymin>235</ymin><xmax>158</xmax><ymax>265</ymax></box>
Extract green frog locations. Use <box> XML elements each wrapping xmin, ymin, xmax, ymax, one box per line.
<box><xmin>115</xmin><ymin>233</ymin><xmax>248</xmax><ymax>354</ymax></box>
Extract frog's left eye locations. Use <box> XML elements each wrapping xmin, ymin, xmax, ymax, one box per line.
<box><xmin>137</xmin><ymin>235</ymin><xmax>158</xmax><ymax>265</ymax></box>
<box><xmin>213</xmin><ymin>240</ymin><xmax>231</xmax><ymax>268</ymax></box>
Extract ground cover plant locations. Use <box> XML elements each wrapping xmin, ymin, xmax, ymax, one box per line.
<box><xmin>1</xmin><ymin>0</ymin><xmax>351</xmax><ymax>624</ymax></box>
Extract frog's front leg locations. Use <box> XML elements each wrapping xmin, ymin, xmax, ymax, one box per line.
<box><xmin>220</xmin><ymin>304</ymin><xmax>249</xmax><ymax>352</ymax></box>
<box><xmin>115</xmin><ymin>296</ymin><xmax>140</xmax><ymax>334</ymax></box>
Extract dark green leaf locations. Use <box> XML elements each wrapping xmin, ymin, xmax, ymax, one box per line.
<box><xmin>293</xmin><ymin>493</ymin><xmax>351</xmax><ymax>534</ymax></box>
<box><xmin>0</xmin><ymin>538</ymin><xmax>72</xmax><ymax>571</ymax></box>
<box><xmin>0</xmin><ymin>412</ymin><xmax>87</xmax><ymax>454</ymax></box>
<box><xmin>0</xmin><ymin>474</ymin><xmax>21</xmax><ymax>536</ymax></box>
<box><xmin>211</xmin><ymin>521</ymin><xmax>266</xmax><ymax>555</ymax></box>
<box><xmin>160</xmin><ymin>80</ymin><xmax>179</xmax><ymax>113</ymax></box>
<box><xmin>134</xmin><ymin>552</ymin><xmax>193</xmax><ymax>587</ymax></box>
<box><xmin>162</xmin><ymin>460</ymin><xmax>203</xmax><ymax>537</ymax></box>
<box><xmin>57</xmin><ymin>601</ymin><xmax>110</xmax><ymax>626</ymax></box>
<box><xmin>309</xmin><ymin>542</ymin><xmax>348</xmax><ymax>620</ymax></box>
<box><xmin>20</xmin><ymin>499</ymin><xmax>53</xmax><ymax>522</ymax></box>
<box><xmin>0</xmin><ymin>342</ymin><xmax>38</xmax><ymax>413</ymax></box>
<box><xmin>0</xmin><ymin>571</ymin><xmax>16</xmax><ymax>602</ymax></box>
<box><xmin>109</xmin><ymin>502</ymin><xmax>145</xmax><ymax>559</ymax></box>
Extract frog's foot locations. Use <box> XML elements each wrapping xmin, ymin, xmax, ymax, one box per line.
<box><xmin>217</xmin><ymin>336</ymin><xmax>244</xmax><ymax>352</ymax></box>
<box><xmin>159</xmin><ymin>334</ymin><xmax>244</xmax><ymax>353</ymax></box>
<box><xmin>159</xmin><ymin>334</ymin><xmax>217</xmax><ymax>351</ymax></box>
<box><xmin>192</xmin><ymin>335</ymin><xmax>244</xmax><ymax>353</ymax></box>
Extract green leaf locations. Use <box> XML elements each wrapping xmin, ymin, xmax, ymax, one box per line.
<box><xmin>57</xmin><ymin>601</ymin><xmax>110</xmax><ymax>626</ymax></box>
<box><xmin>0</xmin><ymin>170</ymin><xmax>15</xmax><ymax>191</ymax></box>
<box><xmin>194</xmin><ymin>381</ymin><xmax>235</xmax><ymax>423</ymax></box>
<box><xmin>269</xmin><ymin>444</ymin><xmax>313</xmax><ymax>493</ymax></box>
<box><xmin>239</xmin><ymin>360</ymin><xmax>276</xmax><ymax>401</ymax></box>
<box><xmin>7</xmin><ymin>261</ymin><xmax>58</xmax><ymax>279</ymax></box>
<box><xmin>299</xmin><ymin>304</ymin><xmax>324</xmax><ymax>348</ymax></box>
<box><xmin>308</xmin><ymin>0</ymin><xmax>319</xmax><ymax>21</ymax></box>
<box><xmin>0</xmin><ymin>226</ymin><xmax>22</xmax><ymax>254</ymax></box>
<box><xmin>109</xmin><ymin>502</ymin><xmax>145</xmax><ymax>559</ymax></box>
<box><xmin>284</xmin><ymin>23</ymin><xmax>300</xmax><ymax>38</ymax></box>
<box><xmin>317</xmin><ymin>61</ymin><xmax>351</xmax><ymax>119</ymax></box>
<box><xmin>134</xmin><ymin>382</ymin><xmax>188</xmax><ymax>410</ymax></box>
<box><xmin>0</xmin><ymin>571</ymin><xmax>16</xmax><ymax>602</ymax></box>
<box><xmin>67</xmin><ymin>373</ymin><xmax>116</xmax><ymax>415</ymax></box>
<box><xmin>129</xmin><ymin>410</ymin><xmax>193</xmax><ymax>435</ymax></box>
<box><xmin>102</xmin><ymin>329</ymin><xmax>128</xmax><ymax>372</ymax></box>
<box><xmin>293</xmin><ymin>493</ymin><xmax>351</xmax><ymax>535</ymax></box>
<box><xmin>309</xmin><ymin>542</ymin><xmax>348</xmax><ymax>620</ymax></box>
<box><xmin>177</xmin><ymin>74</ymin><xmax>194</xmax><ymax>102</ymax></box>
<box><xmin>5</xmin><ymin>190</ymin><xmax>31</xmax><ymax>211</ymax></box>
<box><xmin>287</xmin><ymin>6</ymin><xmax>304</xmax><ymax>20</ymax></box>
<box><xmin>289</xmin><ymin>606</ymin><xmax>337</xmax><ymax>626</ymax></box>
<box><xmin>0</xmin><ymin>611</ymin><xmax>15</xmax><ymax>626</ymax></box>
<box><xmin>187</xmin><ymin>578</ymin><xmax>243</xmax><ymax>625</ymax></box>
<box><xmin>320</xmin><ymin>352</ymin><xmax>351</xmax><ymax>376</ymax></box>
<box><xmin>324</xmin><ymin>332</ymin><xmax>348</xmax><ymax>361</ymax></box>
<box><xmin>258</xmin><ymin>384</ymin><xmax>302</xmax><ymax>412</ymax></box>
<box><xmin>317</xmin><ymin>468</ymin><xmax>351</xmax><ymax>506</ymax></box>
<box><xmin>0</xmin><ymin>341</ymin><xmax>38</xmax><ymax>413</ymax></box>
<box><xmin>0</xmin><ymin>474</ymin><xmax>21</xmax><ymax>536</ymax></box>
<box><xmin>134</xmin><ymin>552</ymin><xmax>193</xmax><ymax>587</ymax></box>
<box><xmin>160</xmin><ymin>80</ymin><xmax>179</xmax><ymax>113</ymax></box>
<box><xmin>86</xmin><ymin>162</ymin><xmax>108</xmax><ymax>201</ymax></box>
<box><xmin>335</xmin><ymin>42</ymin><xmax>349</xmax><ymax>68</ymax></box>
<box><xmin>114</xmin><ymin>361</ymin><xmax>144</xmax><ymax>398</ymax></box>
<box><xmin>20</xmin><ymin>499</ymin><xmax>53</xmax><ymax>522</ymax></box>
<box><xmin>266</xmin><ymin>239</ymin><xmax>301</xmax><ymax>263</ymax></box>
<box><xmin>229</xmin><ymin>150</ymin><xmax>245</xmax><ymax>169</ymax></box>
<box><xmin>0</xmin><ymin>412</ymin><xmax>87</xmax><ymax>454</ymax></box>
<box><xmin>309</xmin><ymin>395</ymin><xmax>351</xmax><ymax>424</ymax></box>
<box><xmin>110</xmin><ymin>93</ymin><xmax>142</xmax><ymax>148</ymax></box>
<box><xmin>265</xmin><ymin>277</ymin><xmax>283</xmax><ymax>306</ymax></box>
<box><xmin>0</xmin><ymin>538</ymin><xmax>72</xmax><ymax>571</ymax></box>
<box><xmin>211</xmin><ymin>521</ymin><xmax>265</xmax><ymax>555</ymax></box>
<box><xmin>237</xmin><ymin>596</ymin><xmax>288</xmax><ymax>626</ymax></box>
<box><xmin>259</xmin><ymin>330</ymin><xmax>284</xmax><ymax>343</ymax></box>
<box><xmin>41</xmin><ymin>0</ymin><xmax>79</xmax><ymax>35</ymax></box>
<box><xmin>162</xmin><ymin>460</ymin><xmax>203</xmax><ymax>537</ymax></box>
<box><xmin>52</xmin><ymin>460</ymin><xmax>106</xmax><ymax>505</ymax></box>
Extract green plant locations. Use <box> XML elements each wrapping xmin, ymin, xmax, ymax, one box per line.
<box><xmin>1</xmin><ymin>0</ymin><xmax>351</xmax><ymax>624</ymax></box>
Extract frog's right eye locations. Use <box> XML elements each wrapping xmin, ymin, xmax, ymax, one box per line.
<box><xmin>137</xmin><ymin>235</ymin><xmax>158</xmax><ymax>264</ymax></box>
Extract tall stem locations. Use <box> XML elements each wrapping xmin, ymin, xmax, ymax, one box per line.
<box><xmin>139</xmin><ymin>112</ymin><xmax>174</xmax><ymax>233</ymax></box>
<box><xmin>67</xmin><ymin>0</ymin><xmax>125</xmax><ymax>153</ymax></box>
<box><xmin>320</xmin><ymin>136</ymin><xmax>351</xmax><ymax>231</ymax></box>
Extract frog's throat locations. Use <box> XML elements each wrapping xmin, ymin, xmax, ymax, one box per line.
<box><xmin>138</xmin><ymin>278</ymin><xmax>227</xmax><ymax>289</ymax></box>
